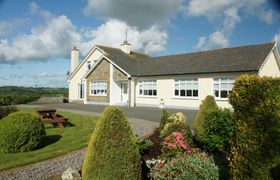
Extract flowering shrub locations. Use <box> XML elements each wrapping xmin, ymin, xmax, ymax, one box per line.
<box><xmin>162</xmin><ymin>132</ymin><xmax>193</xmax><ymax>158</ymax></box>
<box><xmin>148</xmin><ymin>152</ymin><xmax>219</xmax><ymax>180</ymax></box>
<box><xmin>160</xmin><ymin>112</ymin><xmax>193</xmax><ymax>146</ymax></box>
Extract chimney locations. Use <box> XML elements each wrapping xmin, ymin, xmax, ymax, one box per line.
<box><xmin>71</xmin><ymin>46</ymin><xmax>79</xmax><ymax>72</ymax></box>
<box><xmin>121</xmin><ymin>40</ymin><xmax>131</xmax><ymax>54</ymax></box>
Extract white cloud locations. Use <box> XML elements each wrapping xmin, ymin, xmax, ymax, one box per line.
<box><xmin>196</xmin><ymin>31</ymin><xmax>229</xmax><ymax>49</ymax></box>
<box><xmin>259</xmin><ymin>9</ymin><xmax>274</xmax><ymax>24</ymax></box>
<box><xmin>0</xmin><ymin>3</ymin><xmax>168</xmax><ymax>64</ymax></box>
<box><xmin>83</xmin><ymin>19</ymin><xmax>167</xmax><ymax>54</ymax></box>
<box><xmin>0</xmin><ymin>19</ymin><xmax>29</xmax><ymax>37</ymax></box>
<box><xmin>0</xmin><ymin>15</ymin><xmax>81</xmax><ymax>63</ymax></box>
<box><xmin>183</xmin><ymin>0</ymin><xmax>274</xmax><ymax>49</ymax></box>
<box><xmin>83</xmin><ymin>0</ymin><xmax>180</xmax><ymax>29</ymax></box>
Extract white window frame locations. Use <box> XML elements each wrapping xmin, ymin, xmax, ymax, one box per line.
<box><xmin>174</xmin><ymin>78</ymin><xmax>199</xmax><ymax>98</ymax></box>
<box><xmin>213</xmin><ymin>77</ymin><xmax>234</xmax><ymax>99</ymax></box>
<box><xmin>90</xmin><ymin>80</ymin><xmax>107</xmax><ymax>96</ymax></box>
<box><xmin>138</xmin><ymin>80</ymin><xmax>157</xmax><ymax>97</ymax></box>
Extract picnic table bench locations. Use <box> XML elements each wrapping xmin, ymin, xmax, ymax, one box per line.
<box><xmin>37</xmin><ymin>109</ymin><xmax>68</xmax><ymax>128</ymax></box>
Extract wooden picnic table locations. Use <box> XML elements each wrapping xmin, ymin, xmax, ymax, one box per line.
<box><xmin>37</xmin><ymin>109</ymin><xmax>68</xmax><ymax>128</ymax></box>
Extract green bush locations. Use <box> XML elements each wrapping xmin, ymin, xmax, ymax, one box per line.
<box><xmin>0</xmin><ymin>105</ymin><xmax>18</xmax><ymax>120</ymax></box>
<box><xmin>147</xmin><ymin>151</ymin><xmax>219</xmax><ymax>180</ymax></box>
<box><xmin>159</xmin><ymin>110</ymin><xmax>170</xmax><ymax>130</ymax></box>
<box><xmin>136</xmin><ymin>137</ymin><xmax>153</xmax><ymax>155</ymax></box>
<box><xmin>0</xmin><ymin>112</ymin><xmax>46</xmax><ymax>153</ymax></box>
<box><xmin>160</xmin><ymin>112</ymin><xmax>193</xmax><ymax>146</ymax></box>
<box><xmin>193</xmin><ymin>95</ymin><xmax>218</xmax><ymax>142</ymax></box>
<box><xmin>203</xmin><ymin>108</ymin><xmax>234</xmax><ymax>152</ymax></box>
<box><xmin>82</xmin><ymin>106</ymin><xmax>141</xmax><ymax>180</ymax></box>
<box><xmin>229</xmin><ymin>74</ymin><xmax>280</xmax><ymax>180</ymax></box>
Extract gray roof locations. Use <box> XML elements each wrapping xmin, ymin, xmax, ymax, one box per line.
<box><xmin>97</xmin><ymin>42</ymin><xmax>276</xmax><ymax>77</ymax></box>
<box><xmin>96</xmin><ymin>45</ymin><xmax>149</xmax><ymax>75</ymax></box>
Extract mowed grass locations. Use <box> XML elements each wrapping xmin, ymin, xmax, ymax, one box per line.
<box><xmin>0</xmin><ymin>108</ymin><xmax>98</xmax><ymax>171</ymax></box>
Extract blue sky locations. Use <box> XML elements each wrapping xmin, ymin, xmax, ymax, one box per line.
<box><xmin>0</xmin><ymin>0</ymin><xmax>279</xmax><ymax>87</ymax></box>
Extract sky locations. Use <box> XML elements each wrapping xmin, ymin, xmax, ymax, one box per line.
<box><xmin>0</xmin><ymin>0</ymin><xmax>279</xmax><ymax>88</ymax></box>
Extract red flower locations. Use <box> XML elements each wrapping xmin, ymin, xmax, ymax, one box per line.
<box><xmin>172</xmin><ymin>161</ymin><xmax>177</xmax><ymax>166</ymax></box>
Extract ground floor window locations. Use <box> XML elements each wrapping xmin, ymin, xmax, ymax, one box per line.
<box><xmin>90</xmin><ymin>80</ymin><xmax>107</xmax><ymax>96</ymax></box>
<box><xmin>213</xmin><ymin>77</ymin><xmax>234</xmax><ymax>98</ymax></box>
<box><xmin>139</xmin><ymin>80</ymin><xmax>157</xmax><ymax>96</ymax></box>
<box><xmin>174</xmin><ymin>78</ymin><xmax>198</xmax><ymax>97</ymax></box>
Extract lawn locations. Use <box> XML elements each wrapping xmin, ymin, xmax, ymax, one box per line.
<box><xmin>0</xmin><ymin>108</ymin><xmax>98</xmax><ymax>171</ymax></box>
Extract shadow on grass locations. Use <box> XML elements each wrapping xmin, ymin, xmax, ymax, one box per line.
<box><xmin>38</xmin><ymin>135</ymin><xmax>62</xmax><ymax>149</ymax></box>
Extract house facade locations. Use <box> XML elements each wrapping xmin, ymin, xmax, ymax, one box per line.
<box><xmin>67</xmin><ymin>41</ymin><xmax>280</xmax><ymax>109</ymax></box>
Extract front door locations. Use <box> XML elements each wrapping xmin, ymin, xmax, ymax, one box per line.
<box><xmin>121</xmin><ymin>82</ymin><xmax>128</xmax><ymax>103</ymax></box>
<box><xmin>78</xmin><ymin>84</ymin><xmax>84</xmax><ymax>99</ymax></box>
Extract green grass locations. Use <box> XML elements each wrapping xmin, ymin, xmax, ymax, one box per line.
<box><xmin>0</xmin><ymin>108</ymin><xmax>98</xmax><ymax>171</ymax></box>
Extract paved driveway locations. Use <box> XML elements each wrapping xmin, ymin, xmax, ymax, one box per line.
<box><xmin>27</xmin><ymin>103</ymin><xmax>198</xmax><ymax>125</ymax></box>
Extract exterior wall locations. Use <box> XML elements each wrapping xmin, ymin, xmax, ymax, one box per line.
<box><xmin>259</xmin><ymin>49</ymin><xmax>280</xmax><ymax>77</ymax></box>
<box><xmin>68</xmin><ymin>49</ymin><xmax>103</xmax><ymax>102</ymax></box>
<box><xmin>134</xmin><ymin>73</ymin><xmax>244</xmax><ymax>109</ymax></box>
<box><xmin>86</xmin><ymin>59</ymin><xmax>110</xmax><ymax>103</ymax></box>
<box><xmin>113</xmin><ymin>66</ymin><xmax>127</xmax><ymax>80</ymax></box>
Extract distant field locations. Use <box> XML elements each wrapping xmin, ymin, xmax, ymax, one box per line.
<box><xmin>0</xmin><ymin>86</ymin><xmax>68</xmax><ymax>105</ymax></box>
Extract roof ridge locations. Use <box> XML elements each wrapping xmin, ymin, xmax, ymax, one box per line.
<box><xmin>96</xmin><ymin>44</ymin><xmax>149</xmax><ymax>57</ymax></box>
<box><xmin>148</xmin><ymin>41</ymin><xmax>275</xmax><ymax>60</ymax></box>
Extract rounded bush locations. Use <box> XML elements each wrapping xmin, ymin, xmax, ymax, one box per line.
<box><xmin>82</xmin><ymin>106</ymin><xmax>141</xmax><ymax>180</ymax></box>
<box><xmin>193</xmin><ymin>95</ymin><xmax>218</xmax><ymax>142</ymax></box>
<box><xmin>203</xmin><ymin>108</ymin><xmax>234</xmax><ymax>152</ymax></box>
<box><xmin>148</xmin><ymin>152</ymin><xmax>219</xmax><ymax>179</ymax></box>
<box><xmin>0</xmin><ymin>112</ymin><xmax>46</xmax><ymax>153</ymax></box>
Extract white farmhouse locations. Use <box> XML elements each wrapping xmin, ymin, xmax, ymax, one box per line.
<box><xmin>67</xmin><ymin>41</ymin><xmax>280</xmax><ymax>109</ymax></box>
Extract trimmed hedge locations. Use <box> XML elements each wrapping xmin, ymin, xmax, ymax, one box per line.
<box><xmin>0</xmin><ymin>112</ymin><xmax>46</xmax><ymax>153</ymax></box>
<box><xmin>229</xmin><ymin>74</ymin><xmax>280</xmax><ymax>180</ymax></box>
<box><xmin>203</xmin><ymin>108</ymin><xmax>234</xmax><ymax>152</ymax></box>
<box><xmin>193</xmin><ymin>95</ymin><xmax>218</xmax><ymax>142</ymax></box>
<box><xmin>82</xmin><ymin>106</ymin><xmax>141</xmax><ymax>180</ymax></box>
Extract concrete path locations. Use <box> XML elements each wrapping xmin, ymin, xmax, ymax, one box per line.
<box><xmin>22</xmin><ymin>103</ymin><xmax>198</xmax><ymax>125</ymax></box>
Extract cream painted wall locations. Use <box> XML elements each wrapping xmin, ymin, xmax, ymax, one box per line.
<box><xmin>259</xmin><ymin>49</ymin><xmax>280</xmax><ymax>77</ymax></box>
<box><xmin>68</xmin><ymin>49</ymin><xmax>103</xmax><ymax>102</ymax></box>
<box><xmin>134</xmin><ymin>73</ymin><xmax>242</xmax><ymax>109</ymax></box>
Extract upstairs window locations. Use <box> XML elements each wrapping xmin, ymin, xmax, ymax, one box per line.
<box><xmin>174</xmin><ymin>78</ymin><xmax>198</xmax><ymax>97</ymax></box>
<box><xmin>139</xmin><ymin>80</ymin><xmax>157</xmax><ymax>96</ymax></box>
<box><xmin>87</xmin><ymin>61</ymin><xmax>91</xmax><ymax>70</ymax></box>
<box><xmin>213</xmin><ymin>77</ymin><xmax>234</xmax><ymax>98</ymax></box>
<box><xmin>90</xmin><ymin>81</ymin><xmax>107</xmax><ymax>96</ymax></box>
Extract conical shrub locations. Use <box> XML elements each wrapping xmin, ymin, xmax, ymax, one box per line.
<box><xmin>193</xmin><ymin>95</ymin><xmax>218</xmax><ymax>142</ymax></box>
<box><xmin>82</xmin><ymin>106</ymin><xmax>141</xmax><ymax>180</ymax></box>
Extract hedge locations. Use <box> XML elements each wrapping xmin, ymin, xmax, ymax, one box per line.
<box><xmin>193</xmin><ymin>95</ymin><xmax>218</xmax><ymax>142</ymax></box>
<box><xmin>229</xmin><ymin>74</ymin><xmax>280</xmax><ymax>180</ymax></box>
<box><xmin>82</xmin><ymin>106</ymin><xmax>141</xmax><ymax>180</ymax></box>
<box><xmin>0</xmin><ymin>112</ymin><xmax>46</xmax><ymax>153</ymax></box>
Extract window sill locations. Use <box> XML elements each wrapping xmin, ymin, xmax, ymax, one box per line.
<box><xmin>172</xmin><ymin>96</ymin><xmax>199</xmax><ymax>100</ymax></box>
<box><xmin>215</xmin><ymin>98</ymin><xmax>228</xmax><ymax>101</ymax></box>
<box><xmin>137</xmin><ymin>95</ymin><xmax>158</xmax><ymax>99</ymax></box>
<box><xmin>89</xmin><ymin>94</ymin><xmax>107</xmax><ymax>97</ymax></box>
